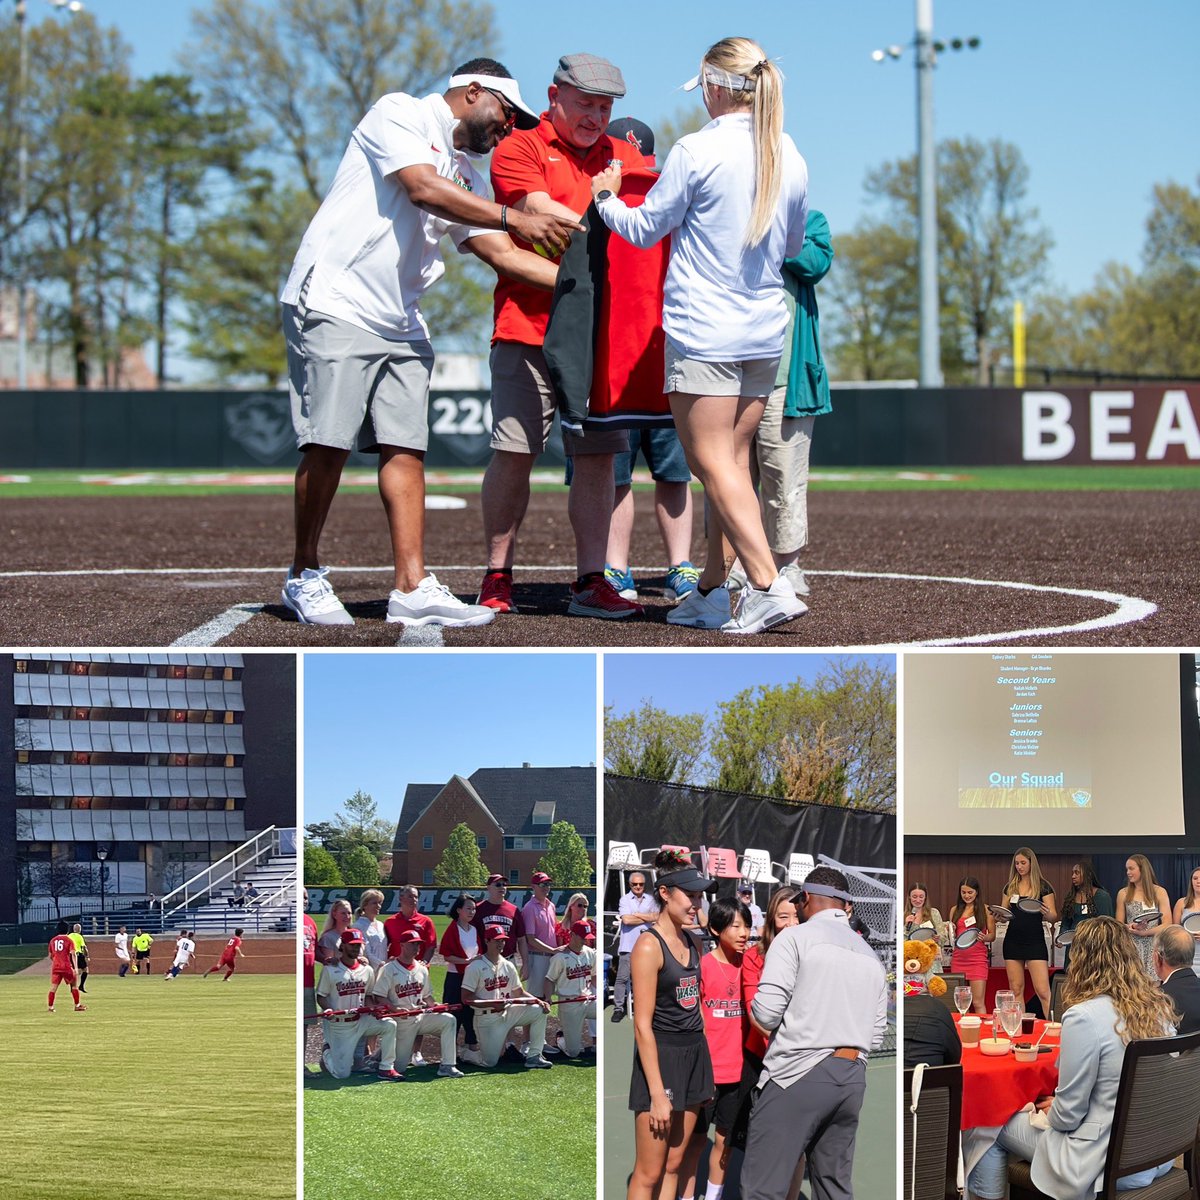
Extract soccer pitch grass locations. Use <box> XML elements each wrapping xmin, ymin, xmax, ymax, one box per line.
<box><xmin>304</xmin><ymin>1051</ymin><xmax>596</xmax><ymax>1200</ymax></box>
<box><xmin>0</xmin><ymin>974</ymin><xmax>296</xmax><ymax>1200</ymax></box>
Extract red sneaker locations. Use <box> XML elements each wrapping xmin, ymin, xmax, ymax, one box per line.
<box><xmin>477</xmin><ymin>571</ymin><xmax>517</xmax><ymax>613</ymax></box>
<box><xmin>376</xmin><ymin>1068</ymin><xmax>405</xmax><ymax>1082</ymax></box>
<box><xmin>568</xmin><ymin>576</ymin><xmax>644</xmax><ymax>620</ymax></box>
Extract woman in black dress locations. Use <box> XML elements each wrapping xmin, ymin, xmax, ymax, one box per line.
<box><xmin>1001</xmin><ymin>845</ymin><xmax>1057</xmax><ymax>1017</ymax></box>
<box><xmin>627</xmin><ymin>849</ymin><xmax>717</xmax><ymax>1200</ymax></box>
<box><xmin>1058</xmin><ymin>859</ymin><xmax>1113</xmax><ymax>971</ymax></box>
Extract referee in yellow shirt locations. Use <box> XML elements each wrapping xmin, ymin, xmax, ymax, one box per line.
<box><xmin>131</xmin><ymin>928</ymin><xmax>154</xmax><ymax>977</ymax></box>
<box><xmin>69</xmin><ymin>924</ymin><xmax>89</xmax><ymax>993</ymax></box>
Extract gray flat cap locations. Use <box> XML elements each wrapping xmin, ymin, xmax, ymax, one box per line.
<box><xmin>553</xmin><ymin>53</ymin><xmax>626</xmax><ymax>97</ymax></box>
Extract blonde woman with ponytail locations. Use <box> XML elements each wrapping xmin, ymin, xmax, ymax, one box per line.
<box><xmin>591</xmin><ymin>37</ymin><xmax>809</xmax><ymax>635</ymax></box>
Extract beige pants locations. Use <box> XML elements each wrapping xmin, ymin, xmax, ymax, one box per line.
<box><xmin>475</xmin><ymin>1004</ymin><xmax>549</xmax><ymax>1066</ymax></box>
<box><xmin>556</xmin><ymin>997</ymin><xmax>597</xmax><ymax>1056</ymax></box>
<box><xmin>393</xmin><ymin>1009</ymin><xmax>457</xmax><ymax>1067</ymax></box>
<box><xmin>753</xmin><ymin>383</ymin><xmax>815</xmax><ymax>556</ymax></box>
<box><xmin>321</xmin><ymin>1014</ymin><xmax>396</xmax><ymax>1077</ymax></box>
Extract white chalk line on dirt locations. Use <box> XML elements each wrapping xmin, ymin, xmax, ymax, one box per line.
<box><xmin>170</xmin><ymin>603</ymin><xmax>264</xmax><ymax>647</ymax></box>
<box><xmin>137</xmin><ymin>567</ymin><xmax>1157</xmax><ymax>647</ymax></box>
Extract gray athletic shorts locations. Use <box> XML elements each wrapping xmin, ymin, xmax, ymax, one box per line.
<box><xmin>283</xmin><ymin>296</ymin><xmax>434</xmax><ymax>454</ymax></box>
<box><xmin>664</xmin><ymin>337</ymin><xmax>780</xmax><ymax>399</ymax></box>
<box><xmin>489</xmin><ymin>341</ymin><xmax>628</xmax><ymax>457</ymax></box>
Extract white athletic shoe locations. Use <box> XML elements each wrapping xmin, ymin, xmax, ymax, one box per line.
<box><xmin>437</xmin><ymin>1064</ymin><xmax>465</xmax><ymax>1078</ymax></box>
<box><xmin>386</xmin><ymin>575</ymin><xmax>497</xmax><ymax>628</ymax></box>
<box><xmin>721</xmin><ymin>575</ymin><xmax>808</xmax><ymax>635</ymax></box>
<box><xmin>780</xmin><ymin>562</ymin><xmax>811</xmax><ymax>596</ymax></box>
<box><xmin>409</xmin><ymin>1052</ymin><xmax>427</xmax><ymax>1067</ymax></box>
<box><xmin>667</xmin><ymin>585</ymin><xmax>732</xmax><ymax>629</ymax></box>
<box><xmin>457</xmin><ymin>1047</ymin><xmax>483</xmax><ymax>1066</ymax></box>
<box><xmin>282</xmin><ymin>567</ymin><xmax>354</xmax><ymax>626</ymax></box>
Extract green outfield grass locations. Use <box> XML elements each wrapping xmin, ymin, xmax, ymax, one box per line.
<box><xmin>304</xmin><ymin>1047</ymin><xmax>596</xmax><ymax>1200</ymax></box>
<box><xmin>0</xmin><ymin>945</ymin><xmax>53</xmax><ymax>974</ymax></box>
<box><xmin>0</xmin><ymin>974</ymin><xmax>295</xmax><ymax>1200</ymax></box>
<box><xmin>2</xmin><ymin>464</ymin><xmax>1198</xmax><ymax>498</ymax></box>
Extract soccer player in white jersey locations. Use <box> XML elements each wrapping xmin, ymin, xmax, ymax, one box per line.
<box><xmin>370</xmin><ymin>929</ymin><xmax>463</xmax><ymax>1078</ymax></box>
<box><xmin>114</xmin><ymin>926</ymin><xmax>131</xmax><ymax>978</ymax></box>
<box><xmin>544</xmin><ymin>920</ymin><xmax>598</xmax><ymax>1057</ymax></box>
<box><xmin>460</xmin><ymin>926</ymin><xmax>553</xmax><ymax>1069</ymax></box>
<box><xmin>315</xmin><ymin>929</ymin><xmax>402</xmax><ymax>1081</ymax></box>
<box><xmin>164</xmin><ymin>930</ymin><xmax>197</xmax><ymax>979</ymax></box>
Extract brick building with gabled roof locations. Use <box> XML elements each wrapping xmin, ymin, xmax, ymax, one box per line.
<box><xmin>389</xmin><ymin>764</ymin><xmax>596</xmax><ymax>887</ymax></box>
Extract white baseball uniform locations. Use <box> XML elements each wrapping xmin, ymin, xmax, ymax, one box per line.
<box><xmin>462</xmin><ymin>953</ymin><xmax>548</xmax><ymax>1067</ymax></box>
<box><xmin>316</xmin><ymin>959</ymin><xmax>397</xmax><ymax>1077</ymax></box>
<box><xmin>114</xmin><ymin>932</ymin><xmax>130</xmax><ymax>962</ymax></box>
<box><xmin>372</xmin><ymin>957</ymin><xmax>457</xmax><ymax>1067</ymax></box>
<box><xmin>545</xmin><ymin>945</ymin><xmax>597</xmax><ymax>1056</ymax></box>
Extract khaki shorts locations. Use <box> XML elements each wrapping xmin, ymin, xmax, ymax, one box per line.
<box><xmin>753</xmin><ymin>384</ymin><xmax>815</xmax><ymax>555</ymax></box>
<box><xmin>664</xmin><ymin>337</ymin><xmax>780</xmax><ymax>399</ymax></box>
<box><xmin>283</xmin><ymin>299</ymin><xmax>433</xmax><ymax>453</ymax></box>
<box><xmin>490</xmin><ymin>341</ymin><xmax>629</xmax><ymax>457</ymax></box>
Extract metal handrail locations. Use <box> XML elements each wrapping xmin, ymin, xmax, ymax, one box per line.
<box><xmin>254</xmin><ymin>870</ymin><xmax>298</xmax><ymax>910</ymax></box>
<box><xmin>158</xmin><ymin>826</ymin><xmax>280</xmax><ymax>918</ymax></box>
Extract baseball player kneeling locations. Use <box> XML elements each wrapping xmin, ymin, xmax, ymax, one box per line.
<box><xmin>371</xmin><ymin>929</ymin><xmax>463</xmax><ymax>1078</ymax></box>
<box><xmin>545</xmin><ymin>920</ymin><xmax>597</xmax><ymax>1057</ymax></box>
<box><xmin>461</xmin><ymin>926</ymin><xmax>553</xmax><ymax>1069</ymax></box>
<box><xmin>315</xmin><ymin>928</ymin><xmax>402</xmax><ymax>1082</ymax></box>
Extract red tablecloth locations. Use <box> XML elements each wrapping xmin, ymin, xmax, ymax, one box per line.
<box><xmin>954</xmin><ymin>1014</ymin><xmax>1061</xmax><ymax>1129</ymax></box>
<box><xmin>983</xmin><ymin>967</ymin><xmax>1063</xmax><ymax>1012</ymax></box>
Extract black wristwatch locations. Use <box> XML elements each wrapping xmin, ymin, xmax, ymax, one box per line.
<box><xmin>595</xmin><ymin>189</ymin><xmax>614</xmax><ymax>202</ymax></box>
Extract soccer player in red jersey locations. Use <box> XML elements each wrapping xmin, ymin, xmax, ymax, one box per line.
<box><xmin>203</xmin><ymin>928</ymin><xmax>245</xmax><ymax>980</ymax></box>
<box><xmin>48</xmin><ymin>922</ymin><xmax>85</xmax><ymax>1012</ymax></box>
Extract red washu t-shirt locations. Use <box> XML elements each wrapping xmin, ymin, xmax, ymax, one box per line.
<box><xmin>700</xmin><ymin>952</ymin><xmax>745</xmax><ymax>1085</ymax></box>
<box><xmin>490</xmin><ymin>115</ymin><xmax>645</xmax><ymax>346</ymax></box>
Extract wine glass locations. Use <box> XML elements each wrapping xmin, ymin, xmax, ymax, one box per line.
<box><xmin>954</xmin><ymin>986</ymin><xmax>972</xmax><ymax>1016</ymax></box>
<box><xmin>993</xmin><ymin>990</ymin><xmax>1016</xmax><ymax>1022</ymax></box>
<box><xmin>1000</xmin><ymin>1006</ymin><xmax>1022</xmax><ymax>1039</ymax></box>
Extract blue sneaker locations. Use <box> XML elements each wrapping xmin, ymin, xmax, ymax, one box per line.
<box><xmin>604</xmin><ymin>565</ymin><xmax>637</xmax><ymax>600</ymax></box>
<box><xmin>665</xmin><ymin>562</ymin><xmax>700</xmax><ymax>603</ymax></box>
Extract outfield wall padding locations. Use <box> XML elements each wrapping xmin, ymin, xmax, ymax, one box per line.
<box><xmin>2</xmin><ymin>385</ymin><xmax>1197</xmax><ymax>469</ymax></box>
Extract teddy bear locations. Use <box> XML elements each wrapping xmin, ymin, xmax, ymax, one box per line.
<box><xmin>903</xmin><ymin>937</ymin><xmax>947</xmax><ymax>998</ymax></box>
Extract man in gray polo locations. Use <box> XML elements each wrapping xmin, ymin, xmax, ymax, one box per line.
<box><xmin>742</xmin><ymin>866</ymin><xmax>888</xmax><ymax>1200</ymax></box>
<box><xmin>280</xmin><ymin>57</ymin><xmax>580</xmax><ymax>628</ymax></box>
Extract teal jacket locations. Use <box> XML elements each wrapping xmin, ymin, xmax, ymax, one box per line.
<box><xmin>777</xmin><ymin>209</ymin><xmax>833</xmax><ymax>418</ymax></box>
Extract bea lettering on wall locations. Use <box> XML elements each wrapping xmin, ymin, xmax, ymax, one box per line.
<box><xmin>1022</xmin><ymin>387</ymin><xmax>1200</xmax><ymax>464</ymax></box>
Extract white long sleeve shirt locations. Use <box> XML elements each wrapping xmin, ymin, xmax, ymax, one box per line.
<box><xmin>751</xmin><ymin>908</ymin><xmax>888</xmax><ymax>1089</ymax></box>
<box><xmin>594</xmin><ymin>111</ymin><xmax>808</xmax><ymax>362</ymax></box>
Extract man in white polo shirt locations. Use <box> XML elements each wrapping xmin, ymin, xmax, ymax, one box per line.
<box><xmin>280</xmin><ymin>57</ymin><xmax>581</xmax><ymax>628</ymax></box>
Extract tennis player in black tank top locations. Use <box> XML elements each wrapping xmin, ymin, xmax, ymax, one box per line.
<box><xmin>627</xmin><ymin>850</ymin><xmax>717</xmax><ymax>1200</ymax></box>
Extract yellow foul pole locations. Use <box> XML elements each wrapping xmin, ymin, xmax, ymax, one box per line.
<box><xmin>1013</xmin><ymin>301</ymin><xmax>1026</xmax><ymax>387</ymax></box>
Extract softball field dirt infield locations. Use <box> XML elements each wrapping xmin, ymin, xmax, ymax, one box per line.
<box><xmin>1</xmin><ymin>488</ymin><xmax>1196</xmax><ymax>647</ymax></box>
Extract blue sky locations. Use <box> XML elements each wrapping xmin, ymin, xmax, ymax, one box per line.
<box><xmin>63</xmin><ymin>0</ymin><xmax>1199</xmax><ymax>297</ymax></box>
<box><xmin>603</xmin><ymin>652</ymin><xmax>894</xmax><ymax>718</ymax></box>
<box><xmin>302</xmin><ymin>652</ymin><xmax>597</xmax><ymax>826</ymax></box>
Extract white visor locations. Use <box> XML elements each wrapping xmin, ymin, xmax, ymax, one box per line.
<box><xmin>449</xmin><ymin>73</ymin><xmax>540</xmax><ymax>130</ymax></box>
<box><xmin>681</xmin><ymin>65</ymin><xmax>756</xmax><ymax>94</ymax></box>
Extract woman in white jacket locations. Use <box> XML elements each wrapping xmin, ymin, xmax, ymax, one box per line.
<box><xmin>968</xmin><ymin>916</ymin><xmax>1177</xmax><ymax>1200</ymax></box>
<box><xmin>590</xmin><ymin>37</ymin><xmax>808</xmax><ymax>635</ymax></box>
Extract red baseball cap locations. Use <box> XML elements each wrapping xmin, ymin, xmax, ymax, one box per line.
<box><xmin>484</xmin><ymin>926</ymin><xmax>508</xmax><ymax>942</ymax></box>
<box><xmin>570</xmin><ymin>921</ymin><xmax>595</xmax><ymax>941</ymax></box>
<box><xmin>340</xmin><ymin>929</ymin><xmax>364</xmax><ymax>946</ymax></box>
<box><xmin>487</xmin><ymin>874</ymin><xmax>507</xmax><ymax>887</ymax></box>
<box><xmin>531</xmin><ymin>871</ymin><xmax>553</xmax><ymax>885</ymax></box>
<box><xmin>395</xmin><ymin>930</ymin><xmax>422</xmax><ymax>945</ymax></box>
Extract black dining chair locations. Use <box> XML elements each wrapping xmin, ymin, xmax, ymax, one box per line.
<box><xmin>904</xmin><ymin>1062</ymin><xmax>963</xmax><ymax>1200</ymax></box>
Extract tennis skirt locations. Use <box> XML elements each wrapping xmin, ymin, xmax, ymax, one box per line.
<box><xmin>629</xmin><ymin>1029</ymin><xmax>715</xmax><ymax>1113</ymax></box>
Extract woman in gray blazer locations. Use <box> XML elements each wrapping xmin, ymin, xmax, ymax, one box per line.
<box><xmin>969</xmin><ymin>916</ymin><xmax>1177</xmax><ymax>1200</ymax></box>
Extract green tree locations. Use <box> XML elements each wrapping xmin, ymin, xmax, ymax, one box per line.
<box><xmin>433</xmin><ymin>822</ymin><xmax>489</xmax><ymax>888</ymax></box>
<box><xmin>303</xmin><ymin>839</ymin><xmax>343</xmax><ymax>886</ymax></box>
<box><xmin>340</xmin><ymin>844</ymin><xmax>382</xmax><ymax>886</ymax></box>
<box><xmin>653</xmin><ymin>103</ymin><xmax>708</xmax><ymax>164</ymax></box>
<box><xmin>535</xmin><ymin>821</ymin><xmax>592</xmax><ymax>888</ymax></box>
<box><xmin>604</xmin><ymin>700</ymin><xmax>707</xmax><ymax>784</ymax></box>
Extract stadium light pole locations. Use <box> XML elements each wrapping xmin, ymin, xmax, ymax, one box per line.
<box><xmin>96</xmin><ymin>843</ymin><xmax>110</xmax><ymax>913</ymax></box>
<box><xmin>873</xmin><ymin>3</ymin><xmax>979</xmax><ymax>388</ymax></box>
<box><xmin>13</xmin><ymin>0</ymin><xmax>84</xmax><ymax>390</ymax></box>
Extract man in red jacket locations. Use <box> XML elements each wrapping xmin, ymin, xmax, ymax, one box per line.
<box><xmin>478</xmin><ymin>53</ymin><xmax>646</xmax><ymax>621</ymax></box>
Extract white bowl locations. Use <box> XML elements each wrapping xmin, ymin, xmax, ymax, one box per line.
<box><xmin>1013</xmin><ymin>1044</ymin><xmax>1038</xmax><ymax>1063</ymax></box>
<box><xmin>979</xmin><ymin>1037</ymin><xmax>1011</xmax><ymax>1057</ymax></box>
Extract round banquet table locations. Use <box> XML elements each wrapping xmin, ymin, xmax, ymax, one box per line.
<box><xmin>952</xmin><ymin>1013</ymin><xmax>1061</xmax><ymax>1129</ymax></box>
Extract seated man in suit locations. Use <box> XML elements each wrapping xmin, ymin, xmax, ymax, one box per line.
<box><xmin>1154</xmin><ymin>924</ymin><xmax>1200</xmax><ymax>1034</ymax></box>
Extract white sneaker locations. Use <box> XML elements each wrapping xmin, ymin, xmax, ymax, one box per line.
<box><xmin>409</xmin><ymin>1051</ymin><xmax>427</xmax><ymax>1067</ymax></box>
<box><xmin>780</xmin><ymin>562</ymin><xmax>811</xmax><ymax>596</ymax></box>
<box><xmin>386</xmin><ymin>575</ymin><xmax>497</xmax><ymax>627</ymax></box>
<box><xmin>666</xmin><ymin>585</ymin><xmax>732</xmax><ymax>628</ymax></box>
<box><xmin>721</xmin><ymin>575</ymin><xmax>808</xmax><ymax>635</ymax></box>
<box><xmin>458</xmin><ymin>1047</ymin><xmax>483</xmax><ymax>1066</ymax></box>
<box><xmin>282</xmin><ymin>567</ymin><xmax>353</xmax><ymax>625</ymax></box>
<box><xmin>437</xmin><ymin>1064</ymin><xmax>464</xmax><ymax>1078</ymax></box>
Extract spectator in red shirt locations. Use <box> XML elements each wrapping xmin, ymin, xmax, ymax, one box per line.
<box><xmin>383</xmin><ymin>886</ymin><xmax>437</xmax><ymax>963</ymax></box>
<box><xmin>556</xmin><ymin>893</ymin><xmax>597</xmax><ymax>945</ymax></box>
<box><xmin>477</xmin><ymin>53</ymin><xmax>647</xmax><ymax>621</ymax></box>
<box><xmin>473</xmin><ymin>873</ymin><xmax>527</xmax><ymax>967</ymax></box>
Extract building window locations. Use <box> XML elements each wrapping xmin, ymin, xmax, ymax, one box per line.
<box><xmin>422</xmin><ymin>869</ymin><xmax>434</xmax><ymax>884</ymax></box>
<box><xmin>422</xmin><ymin>835</ymin><xmax>433</xmax><ymax>850</ymax></box>
<box><xmin>509</xmin><ymin>869</ymin><xmax>520</xmax><ymax>885</ymax></box>
<box><xmin>476</xmin><ymin>836</ymin><xmax>487</xmax><ymax>850</ymax></box>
